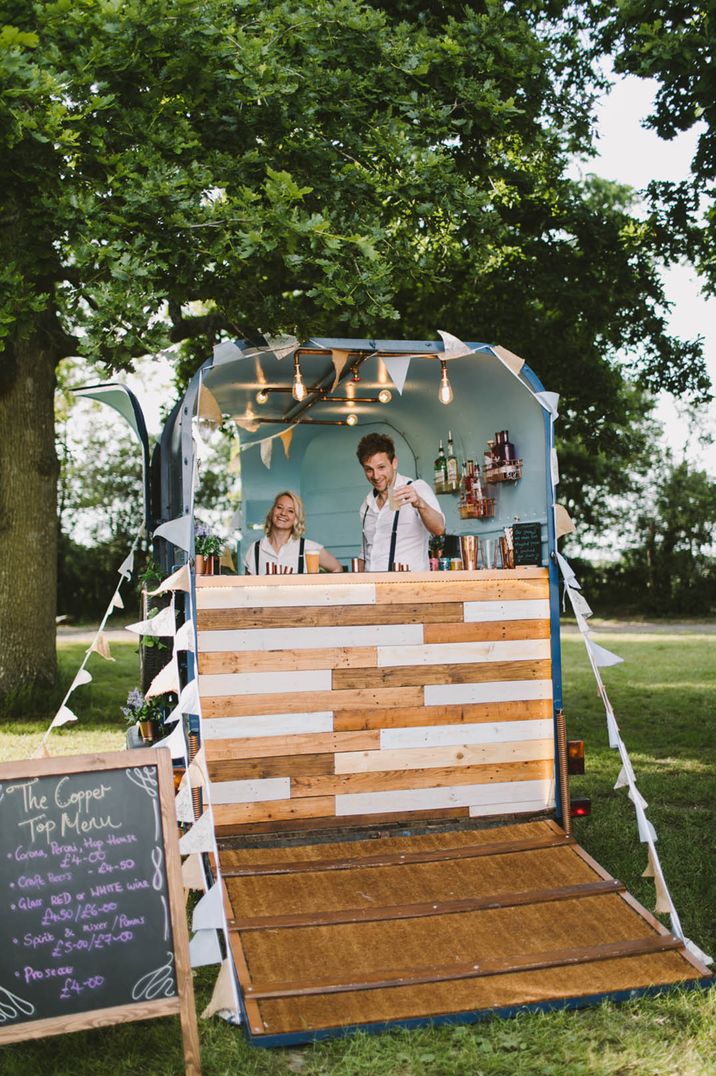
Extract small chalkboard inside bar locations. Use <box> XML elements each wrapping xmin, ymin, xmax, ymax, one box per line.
<box><xmin>512</xmin><ymin>522</ymin><xmax>543</xmax><ymax>566</ymax></box>
<box><xmin>0</xmin><ymin>749</ymin><xmax>200</xmax><ymax>1071</ymax></box>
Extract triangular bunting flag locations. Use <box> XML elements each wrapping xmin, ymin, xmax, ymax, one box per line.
<box><xmin>175</xmin><ymin>780</ymin><xmax>196</xmax><ymax>824</ymax></box>
<box><xmin>178</xmin><ymin>678</ymin><xmax>200</xmax><ymax>716</ymax></box>
<box><xmin>149</xmin><ymin>564</ymin><xmax>191</xmax><ymax>595</ymax></box>
<box><xmin>201</xmin><ymin>959</ymin><xmax>239</xmax><ymax>1020</ymax></box>
<box><xmin>174</xmin><ymin>620</ymin><xmax>196</xmax><ymax>653</ymax></box>
<box><xmin>179</xmin><ymin>810</ymin><xmax>216</xmax><ymax>855</ymax></box>
<box><xmin>153</xmin><ymin>720</ymin><xmax>187</xmax><ymax>763</ymax></box>
<box><xmin>228</xmin><ymin>436</ymin><xmax>242</xmax><ymax>474</ymax></box>
<box><xmin>556</xmin><ymin>551</ymin><xmax>580</xmax><ymax>589</ymax></box>
<box><xmin>259</xmin><ymin>437</ymin><xmax>273</xmax><ymax>469</ymax></box>
<box><xmin>145</xmin><ymin>656</ymin><xmax>180</xmax><ymax>698</ymax></box>
<box><xmin>51</xmin><ymin>705</ymin><xmax>78</xmax><ymax>729</ymax></box>
<box><xmin>633</xmin><ymin>799</ymin><xmax>657</xmax><ymax>843</ymax></box>
<box><xmin>192</xmin><ymin>881</ymin><xmax>225</xmax><ymax>931</ymax></box>
<box><xmin>154</xmin><ymin>515</ymin><xmax>192</xmax><ymax>552</ymax></box>
<box><xmin>491</xmin><ymin>344</ymin><xmax>525</xmax><ymax>376</ymax></box>
<box><xmin>535</xmin><ymin>391</ymin><xmax>560</xmax><ymax>417</ymax></box>
<box><xmin>437</xmin><ymin>330</ymin><xmax>475</xmax><ymax>360</ymax></box>
<box><xmin>125</xmin><ymin>603</ymin><xmax>176</xmax><ymax>638</ymax></box>
<box><xmin>181</xmin><ymin>853</ymin><xmax>207</xmax><ymax>892</ymax></box>
<box><xmin>555</xmin><ymin>504</ymin><xmax>576</xmax><ymax>539</ymax></box>
<box><xmin>569</xmin><ymin>589</ymin><xmax>593</xmax><ymax>620</ymax></box>
<box><xmin>213</xmin><ymin>339</ymin><xmax>242</xmax><ymax>364</ymax></box>
<box><xmin>330</xmin><ymin>349</ymin><xmax>351</xmax><ymax>390</ymax></box>
<box><xmin>587</xmin><ymin>638</ymin><xmax>624</xmax><ymax>668</ymax></box>
<box><xmin>605</xmin><ymin>708</ymin><xmax>620</xmax><ymax>749</ymax></box>
<box><xmin>190</xmin><ymin>928</ymin><xmax>223</xmax><ymax>968</ymax></box>
<box><xmin>70</xmin><ymin>668</ymin><xmax>93</xmax><ymax>691</ymax></box>
<box><xmin>91</xmin><ymin>633</ymin><xmax>116</xmax><ymax>662</ymax></box>
<box><xmin>189</xmin><ymin>746</ymin><xmax>208</xmax><ymax>788</ymax></box>
<box><xmin>111</xmin><ymin>590</ymin><xmax>125</xmax><ymax>610</ymax></box>
<box><xmin>197</xmin><ymin>384</ymin><xmax>223</xmax><ymax>424</ymax></box>
<box><xmin>118</xmin><ymin>549</ymin><xmax>135</xmax><ymax>579</ymax></box>
<box><xmin>381</xmin><ymin>355</ymin><xmax>412</xmax><ymax>395</ymax></box>
<box><xmin>279</xmin><ymin>427</ymin><xmax>294</xmax><ymax>459</ymax></box>
<box><xmin>551</xmin><ymin>448</ymin><xmax>560</xmax><ymax>486</ymax></box>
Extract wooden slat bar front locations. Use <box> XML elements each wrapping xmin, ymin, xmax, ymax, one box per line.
<box><xmin>196</xmin><ymin>569</ymin><xmax>555</xmax><ymax>833</ymax></box>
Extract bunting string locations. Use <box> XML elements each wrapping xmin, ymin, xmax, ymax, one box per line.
<box><xmin>557</xmin><ymin>552</ymin><xmax>711</xmax><ymax>965</ymax></box>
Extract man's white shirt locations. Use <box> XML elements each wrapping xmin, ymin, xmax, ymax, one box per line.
<box><xmin>359</xmin><ymin>473</ymin><xmax>444</xmax><ymax>572</ymax></box>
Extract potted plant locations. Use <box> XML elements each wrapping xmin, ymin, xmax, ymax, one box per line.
<box><xmin>194</xmin><ymin>523</ymin><xmax>224</xmax><ymax>576</ymax></box>
<box><xmin>122</xmin><ymin>687</ymin><xmax>166</xmax><ymax>744</ymax></box>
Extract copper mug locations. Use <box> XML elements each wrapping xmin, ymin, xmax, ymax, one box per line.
<box><xmin>350</xmin><ymin>557</ymin><xmax>365</xmax><ymax>572</ymax></box>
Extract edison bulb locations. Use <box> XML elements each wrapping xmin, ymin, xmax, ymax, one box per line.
<box><xmin>346</xmin><ymin>412</ymin><xmax>358</xmax><ymax>426</ymax></box>
<box><xmin>438</xmin><ymin>360</ymin><xmax>453</xmax><ymax>405</ymax></box>
<box><xmin>256</xmin><ymin>388</ymin><xmax>269</xmax><ymax>405</ymax></box>
<box><xmin>292</xmin><ymin>376</ymin><xmax>307</xmax><ymax>401</ymax></box>
<box><xmin>378</xmin><ymin>388</ymin><xmax>392</xmax><ymax>404</ymax></box>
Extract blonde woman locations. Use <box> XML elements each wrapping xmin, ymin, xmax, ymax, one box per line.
<box><xmin>244</xmin><ymin>490</ymin><xmax>343</xmax><ymax>574</ymax></box>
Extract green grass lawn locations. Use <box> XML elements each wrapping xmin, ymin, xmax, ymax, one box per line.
<box><xmin>0</xmin><ymin>634</ymin><xmax>713</xmax><ymax>1074</ymax></box>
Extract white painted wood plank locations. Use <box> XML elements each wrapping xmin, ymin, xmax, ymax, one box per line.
<box><xmin>336</xmin><ymin>778</ymin><xmax>555</xmax><ymax>816</ymax></box>
<box><xmin>376</xmin><ymin>639</ymin><xmax>551</xmax><ymax>667</ymax></box>
<box><xmin>196</xmin><ymin>583</ymin><xmax>376</xmax><ymax>609</ymax></box>
<box><xmin>335</xmin><ymin>738</ymin><xmax>555</xmax><ymax>773</ymax></box>
<box><xmin>469</xmin><ymin>796</ymin><xmax>556</xmax><ymax>818</ymax></box>
<box><xmin>201</xmin><ymin>712</ymin><xmax>334</xmax><ymax>740</ymax></box>
<box><xmin>463</xmin><ymin>599</ymin><xmax>551</xmax><ymax>622</ymax></box>
<box><xmin>199</xmin><ymin>669</ymin><xmax>331</xmax><ymax>697</ymax></box>
<box><xmin>424</xmin><ymin>679</ymin><xmax>553</xmax><ymax>707</ymax></box>
<box><xmin>208</xmin><ymin>777</ymin><xmax>290</xmax><ymax>804</ymax></box>
<box><xmin>198</xmin><ymin>624</ymin><xmax>423</xmax><ymax>652</ymax></box>
<box><xmin>380</xmin><ymin>719</ymin><xmax>554</xmax><ymax>750</ymax></box>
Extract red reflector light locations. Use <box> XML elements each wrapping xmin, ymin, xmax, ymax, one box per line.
<box><xmin>570</xmin><ymin>796</ymin><xmax>592</xmax><ymax>818</ymax></box>
<box><xmin>567</xmin><ymin>739</ymin><xmax>585</xmax><ymax>775</ymax></box>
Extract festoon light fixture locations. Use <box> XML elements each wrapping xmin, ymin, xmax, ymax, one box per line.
<box><xmin>438</xmin><ymin>357</ymin><xmax>453</xmax><ymax>405</ymax></box>
<box><xmin>291</xmin><ymin>353</ymin><xmax>307</xmax><ymax>401</ymax></box>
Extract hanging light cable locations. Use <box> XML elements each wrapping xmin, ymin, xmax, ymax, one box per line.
<box><xmin>438</xmin><ymin>357</ymin><xmax>453</xmax><ymax>405</ymax></box>
<box><xmin>291</xmin><ymin>353</ymin><xmax>307</xmax><ymax>401</ymax></box>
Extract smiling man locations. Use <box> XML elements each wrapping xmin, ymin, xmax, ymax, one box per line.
<box><xmin>356</xmin><ymin>433</ymin><xmax>445</xmax><ymax>572</ymax></box>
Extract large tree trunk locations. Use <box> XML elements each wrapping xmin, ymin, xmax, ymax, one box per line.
<box><xmin>0</xmin><ymin>325</ymin><xmax>59</xmax><ymax>706</ymax></box>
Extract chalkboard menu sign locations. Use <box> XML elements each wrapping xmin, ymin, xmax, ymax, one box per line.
<box><xmin>0</xmin><ymin>750</ymin><xmax>199</xmax><ymax>1070</ymax></box>
<box><xmin>512</xmin><ymin>522</ymin><xmax>543</xmax><ymax>566</ymax></box>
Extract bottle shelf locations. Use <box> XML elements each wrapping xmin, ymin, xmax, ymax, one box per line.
<box><xmin>458</xmin><ymin>498</ymin><xmax>496</xmax><ymax>520</ymax></box>
<box><xmin>484</xmin><ymin>459</ymin><xmax>523</xmax><ymax>484</ymax></box>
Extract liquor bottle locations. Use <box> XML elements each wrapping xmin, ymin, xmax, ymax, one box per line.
<box><xmin>484</xmin><ymin>440</ymin><xmax>495</xmax><ymax>474</ymax></box>
<box><xmin>434</xmin><ymin>439</ymin><xmax>447</xmax><ymax>493</ymax></box>
<box><xmin>446</xmin><ymin>431</ymin><xmax>459</xmax><ymax>490</ymax></box>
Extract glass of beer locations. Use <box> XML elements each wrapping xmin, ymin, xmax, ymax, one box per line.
<box><xmin>305</xmin><ymin>550</ymin><xmax>320</xmax><ymax>573</ymax></box>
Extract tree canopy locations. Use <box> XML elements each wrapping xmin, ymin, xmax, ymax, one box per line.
<box><xmin>0</xmin><ymin>0</ymin><xmax>710</xmax><ymax>700</ymax></box>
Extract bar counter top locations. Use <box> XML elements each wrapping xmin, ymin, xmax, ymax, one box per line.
<box><xmin>196</xmin><ymin>566</ymin><xmax>548</xmax><ymax>587</ymax></box>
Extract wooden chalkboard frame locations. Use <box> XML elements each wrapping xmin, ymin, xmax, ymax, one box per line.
<box><xmin>0</xmin><ymin>748</ymin><xmax>200</xmax><ymax>1073</ymax></box>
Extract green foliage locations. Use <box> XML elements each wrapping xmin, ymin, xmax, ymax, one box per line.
<box><xmin>593</xmin><ymin>2</ymin><xmax>716</xmax><ymax>290</ymax></box>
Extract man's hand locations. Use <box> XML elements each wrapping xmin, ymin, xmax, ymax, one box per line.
<box><xmin>393</xmin><ymin>485</ymin><xmax>445</xmax><ymax>536</ymax></box>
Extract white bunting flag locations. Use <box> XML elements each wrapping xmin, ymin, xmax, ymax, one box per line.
<box><xmin>70</xmin><ymin>668</ymin><xmax>93</xmax><ymax>691</ymax></box>
<box><xmin>153</xmin><ymin>719</ymin><xmax>187</xmax><ymax>763</ymax></box>
<box><xmin>189</xmin><ymin>929</ymin><xmax>223</xmax><ymax>968</ymax></box>
<box><xmin>260</xmin><ymin>437</ymin><xmax>273</xmax><ymax>469</ymax></box>
<box><xmin>111</xmin><ymin>590</ymin><xmax>125</xmax><ymax>610</ymax></box>
<box><xmin>587</xmin><ymin>638</ymin><xmax>624</xmax><ymax>668</ymax></box>
<box><xmin>118</xmin><ymin>549</ymin><xmax>135</xmax><ymax>579</ymax></box>
<box><xmin>50</xmin><ymin>705</ymin><xmax>78</xmax><ymax>729</ymax></box>
<box><xmin>556</xmin><ymin>552</ymin><xmax>580</xmax><ymax>589</ymax></box>
<box><xmin>491</xmin><ymin>344</ymin><xmax>525</xmax><ymax>377</ymax></box>
<box><xmin>179</xmin><ymin>810</ymin><xmax>217</xmax><ymax>855</ymax></box>
<box><xmin>605</xmin><ymin>708</ymin><xmax>621</xmax><ymax>749</ymax></box>
<box><xmin>627</xmin><ymin>786</ymin><xmax>649</xmax><ymax>812</ymax></box>
<box><xmin>213</xmin><ymin>340</ymin><xmax>242</xmax><ymax>364</ymax></box>
<box><xmin>633</xmin><ymin>799</ymin><xmax>657</xmax><ymax>844</ymax></box>
<box><xmin>189</xmin><ymin>746</ymin><xmax>208</xmax><ymax>789</ymax></box>
<box><xmin>551</xmin><ymin>448</ymin><xmax>560</xmax><ymax>486</ymax></box>
<box><xmin>149</xmin><ymin>563</ymin><xmax>191</xmax><ymax>595</ymax></box>
<box><xmin>178</xmin><ymin>678</ymin><xmax>200</xmax><ymax>716</ymax></box>
<box><xmin>154</xmin><ymin>515</ymin><xmax>192</xmax><ymax>551</ymax></box>
<box><xmin>201</xmin><ymin>959</ymin><xmax>239</xmax><ymax>1020</ymax></box>
<box><xmin>535</xmin><ymin>390</ymin><xmax>560</xmax><ymax>417</ymax></box>
<box><xmin>381</xmin><ymin>355</ymin><xmax>412</xmax><ymax>395</ymax></box>
<box><xmin>569</xmin><ymin>589</ymin><xmax>593</xmax><ymax>620</ymax></box>
<box><xmin>175</xmin><ymin>780</ymin><xmax>196</xmax><ymax>824</ymax></box>
<box><xmin>145</xmin><ymin>656</ymin><xmax>180</xmax><ymax>698</ymax></box>
<box><xmin>174</xmin><ymin>620</ymin><xmax>196</xmax><ymax>652</ymax></box>
<box><xmin>125</xmin><ymin>603</ymin><xmax>176</xmax><ymax>638</ymax></box>
<box><xmin>192</xmin><ymin>882</ymin><xmax>225</xmax><ymax>932</ymax></box>
<box><xmin>437</xmin><ymin>329</ymin><xmax>475</xmax><ymax>360</ymax></box>
<box><xmin>181</xmin><ymin>853</ymin><xmax>207</xmax><ymax>892</ymax></box>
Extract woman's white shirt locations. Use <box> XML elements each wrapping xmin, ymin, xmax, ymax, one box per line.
<box><xmin>244</xmin><ymin>535</ymin><xmax>323</xmax><ymax>575</ymax></box>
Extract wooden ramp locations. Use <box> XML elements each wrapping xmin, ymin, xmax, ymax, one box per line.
<box><xmin>220</xmin><ymin>819</ymin><xmax>711</xmax><ymax>1043</ymax></box>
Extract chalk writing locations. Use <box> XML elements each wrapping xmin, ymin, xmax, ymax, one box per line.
<box><xmin>0</xmin><ymin>765</ymin><xmax>177</xmax><ymax>1027</ymax></box>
